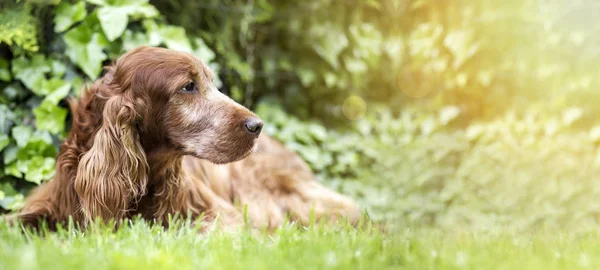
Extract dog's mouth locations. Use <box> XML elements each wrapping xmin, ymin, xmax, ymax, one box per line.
<box><xmin>198</xmin><ymin>137</ymin><xmax>259</xmax><ymax>165</ymax></box>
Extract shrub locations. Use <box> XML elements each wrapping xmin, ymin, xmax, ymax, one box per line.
<box><xmin>0</xmin><ymin>0</ymin><xmax>218</xmax><ymax>209</ymax></box>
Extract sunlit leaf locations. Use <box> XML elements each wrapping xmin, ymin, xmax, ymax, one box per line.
<box><xmin>143</xmin><ymin>20</ymin><xmax>192</xmax><ymax>52</ymax></box>
<box><xmin>590</xmin><ymin>126</ymin><xmax>600</xmax><ymax>143</ymax></box>
<box><xmin>43</xmin><ymin>79</ymin><xmax>72</xmax><ymax>105</ymax></box>
<box><xmin>11</xmin><ymin>54</ymin><xmax>51</xmax><ymax>91</ymax></box>
<box><xmin>11</xmin><ymin>125</ymin><xmax>33</xmax><ymax>148</ymax></box>
<box><xmin>16</xmin><ymin>156</ymin><xmax>55</xmax><ymax>184</ymax></box>
<box><xmin>33</xmin><ymin>101</ymin><xmax>68</xmax><ymax>134</ymax></box>
<box><xmin>562</xmin><ymin>107</ymin><xmax>583</xmax><ymax>126</ymax></box>
<box><xmin>420</xmin><ymin>116</ymin><xmax>437</xmax><ymax>136</ymax></box>
<box><xmin>310</xmin><ymin>23</ymin><xmax>348</xmax><ymax>69</ymax></box>
<box><xmin>97</xmin><ymin>6</ymin><xmax>129</xmax><ymax>41</ymax></box>
<box><xmin>64</xmin><ymin>18</ymin><xmax>109</xmax><ymax>79</ymax></box>
<box><xmin>439</xmin><ymin>106</ymin><xmax>461</xmax><ymax>125</ymax></box>
<box><xmin>0</xmin><ymin>58</ymin><xmax>11</xmax><ymax>82</ymax></box>
<box><xmin>193</xmin><ymin>38</ymin><xmax>215</xmax><ymax>63</ymax></box>
<box><xmin>0</xmin><ymin>134</ymin><xmax>9</xmax><ymax>152</ymax></box>
<box><xmin>54</xmin><ymin>1</ymin><xmax>87</xmax><ymax>33</ymax></box>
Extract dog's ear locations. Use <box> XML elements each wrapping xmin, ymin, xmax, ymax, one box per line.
<box><xmin>74</xmin><ymin>92</ymin><xmax>148</xmax><ymax>223</ymax></box>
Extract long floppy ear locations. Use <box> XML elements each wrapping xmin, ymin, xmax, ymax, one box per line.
<box><xmin>74</xmin><ymin>92</ymin><xmax>148</xmax><ymax>223</ymax></box>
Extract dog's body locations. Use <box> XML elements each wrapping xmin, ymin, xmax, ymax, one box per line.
<box><xmin>16</xmin><ymin>47</ymin><xmax>359</xmax><ymax>230</ymax></box>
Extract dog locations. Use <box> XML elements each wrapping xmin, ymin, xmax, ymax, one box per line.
<box><xmin>14</xmin><ymin>46</ymin><xmax>360</xmax><ymax>230</ymax></box>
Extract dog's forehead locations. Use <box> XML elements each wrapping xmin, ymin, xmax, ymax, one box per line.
<box><xmin>189</xmin><ymin>57</ymin><xmax>215</xmax><ymax>84</ymax></box>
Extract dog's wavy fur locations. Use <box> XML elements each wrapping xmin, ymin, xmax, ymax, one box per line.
<box><xmin>14</xmin><ymin>46</ymin><xmax>359</xmax><ymax>230</ymax></box>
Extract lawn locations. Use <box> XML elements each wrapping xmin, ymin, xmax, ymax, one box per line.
<box><xmin>0</xmin><ymin>219</ymin><xmax>598</xmax><ymax>270</ymax></box>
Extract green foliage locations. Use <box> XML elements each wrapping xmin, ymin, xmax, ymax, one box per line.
<box><xmin>0</xmin><ymin>0</ymin><xmax>218</xmax><ymax>210</ymax></box>
<box><xmin>155</xmin><ymin>0</ymin><xmax>600</xmax><ymax>121</ymax></box>
<box><xmin>0</xmin><ymin>6</ymin><xmax>39</xmax><ymax>55</ymax></box>
<box><xmin>258</xmin><ymin>100</ymin><xmax>600</xmax><ymax>230</ymax></box>
<box><xmin>1</xmin><ymin>0</ymin><xmax>599</xmax><ymax>233</ymax></box>
<box><xmin>54</xmin><ymin>1</ymin><xmax>87</xmax><ymax>33</ymax></box>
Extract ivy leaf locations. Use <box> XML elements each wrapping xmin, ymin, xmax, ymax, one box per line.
<box><xmin>37</xmin><ymin>78</ymin><xmax>71</xmax><ymax>100</ymax></box>
<box><xmin>122</xmin><ymin>29</ymin><xmax>149</xmax><ymax>51</ymax></box>
<box><xmin>4</xmin><ymin>163</ymin><xmax>22</xmax><ymax>178</ymax></box>
<box><xmin>43</xmin><ymin>79</ymin><xmax>72</xmax><ymax>105</ymax></box>
<box><xmin>144</xmin><ymin>20</ymin><xmax>192</xmax><ymax>52</ymax></box>
<box><xmin>86</xmin><ymin>0</ymin><xmax>107</xmax><ymax>5</ymax></box>
<box><xmin>64</xmin><ymin>18</ymin><xmax>109</xmax><ymax>79</ymax></box>
<box><xmin>15</xmin><ymin>132</ymin><xmax>56</xmax><ymax>160</ymax></box>
<box><xmin>439</xmin><ymin>106</ymin><xmax>461</xmax><ymax>125</ymax></box>
<box><xmin>158</xmin><ymin>25</ymin><xmax>192</xmax><ymax>52</ymax></box>
<box><xmin>17</xmin><ymin>156</ymin><xmax>55</xmax><ymax>184</ymax></box>
<box><xmin>0</xmin><ymin>58</ymin><xmax>11</xmax><ymax>82</ymax></box>
<box><xmin>193</xmin><ymin>38</ymin><xmax>216</xmax><ymax>63</ymax></box>
<box><xmin>307</xmin><ymin>123</ymin><xmax>328</xmax><ymax>142</ymax></box>
<box><xmin>309</xmin><ymin>23</ymin><xmax>348</xmax><ymax>69</ymax></box>
<box><xmin>0</xmin><ymin>183</ymin><xmax>24</xmax><ymax>210</ymax></box>
<box><xmin>0</xmin><ymin>193</ymin><xmax>24</xmax><ymax>210</ymax></box>
<box><xmin>54</xmin><ymin>1</ymin><xmax>87</xmax><ymax>33</ymax></box>
<box><xmin>11</xmin><ymin>125</ymin><xmax>33</xmax><ymax>148</ymax></box>
<box><xmin>91</xmin><ymin>0</ymin><xmax>158</xmax><ymax>41</ymax></box>
<box><xmin>11</xmin><ymin>54</ymin><xmax>51</xmax><ymax>91</ymax></box>
<box><xmin>33</xmin><ymin>101</ymin><xmax>68</xmax><ymax>134</ymax></box>
<box><xmin>3</xmin><ymin>146</ymin><xmax>18</xmax><ymax>164</ymax></box>
<box><xmin>297</xmin><ymin>68</ymin><xmax>316</xmax><ymax>87</ymax></box>
<box><xmin>0</xmin><ymin>134</ymin><xmax>9</xmax><ymax>152</ymax></box>
<box><xmin>51</xmin><ymin>59</ymin><xmax>67</xmax><ymax>77</ymax></box>
<box><xmin>97</xmin><ymin>6</ymin><xmax>130</xmax><ymax>41</ymax></box>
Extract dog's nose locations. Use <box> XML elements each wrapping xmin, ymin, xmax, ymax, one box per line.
<box><xmin>244</xmin><ymin>117</ymin><xmax>263</xmax><ymax>136</ymax></box>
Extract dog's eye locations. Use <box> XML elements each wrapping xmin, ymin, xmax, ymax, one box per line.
<box><xmin>181</xmin><ymin>81</ymin><xmax>196</xmax><ymax>93</ymax></box>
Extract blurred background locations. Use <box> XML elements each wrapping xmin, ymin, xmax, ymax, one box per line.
<box><xmin>1</xmin><ymin>0</ymin><xmax>600</xmax><ymax>231</ymax></box>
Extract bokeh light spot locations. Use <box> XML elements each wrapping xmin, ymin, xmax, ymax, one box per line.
<box><xmin>342</xmin><ymin>95</ymin><xmax>367</xmax><ymax>121</ymax></box>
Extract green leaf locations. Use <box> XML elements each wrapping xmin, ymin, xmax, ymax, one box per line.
<box><xmin>64</xmin><ymin>18</ymin><xmax>109</xmax><ymax>79</ymax></box>
<box><xmin>297</xmin><ymin>68</ymin><xmax>316</xmax><ymax>87</ymax></box>
<box><xmin>307</xmin><ymin>123</ymin><xmax>328</xmax><ymax>142</ymax></box>
<box><xmin>51</xmin><ymin>59</ymin><xmax>67</xmax><ymax>77</ymax></box>
<box><xmin>97</xmin><ymin>6</ymin><xmax>129</xmax><ymax>41</ymax></box>
<box><xmin>86</xmin><ymin>0</ymin><xmax>107</xmax><ymax>5</ymax></box>
<box><xmin>122</xmin><ymin>29</ymin><xmax>149</xmax><ymax>51</ymax></box>
<box><xmin>43</xmin><ymin>78</ymin><xmax>72</xmax><ymax>105</ymax></box>
<box><xmin>144</xmin><ymin>20</ymin><xmax>192</xmax><ymax>52</ymax></box>
<box><xmin>3</xmin><ymin>145</ymin><xmax>18</xmax><ymax>164</ymax></box>
<box><xmin>54</xmin><ymin>1</ymin><xmax>87</xmax><ymax>33</ymax></box>
<box><xmin>310</xmin><ymin>23</ymin><xmax>348</xmax><ymax>69</ymax></box>
<box><xmin>0</xmin><ymin>193</ymin><xmax>24</xmax><ymax>210</ymax></box>
<box><xmin>92</xmin><ymin>0</ymin><xmax>158</xmax><ymax>41</ymax></box>
<box><xmin>439</xmin><ymin>106</ymin><xmax>461</xmax><ymax>125</ymax></box>
<box><xmin>0</xmin><ymin>58</ymin><xmax>11</xmax><ymax>82</ymax></box>
<box><xmin>0</xmin><ymin>134</ymin><xmax>9</xmax><ymax>152</ymax></box>
<box><xmin>34</xmin><ymin>101</ymin><xmax>68</xmax><ymax>134</ymax></box>
<box><xmin>11</xmin><ymin>54</ymin><xmax>51</xmax><ymax>91</ymax></box>
<box><xmin>11</xmin><ymin>125</ymin><xmax>33</xmax><ymax>148</ymax></box>
<box><xmin>193</xmin><ymin>38</ymin><xmax>216</xmax><ymax>63</ymax></box>
<box><xmin>16</xmin><ymin>132</ymin><xmax>55</xmax><ymax>160</ymax></box>
<box><xmin>17</xmin><ymin>156</ymin><xmax>56</xmax><ymax>184</ymax></box>
<box><xmin>5</xmin><ymin>163</ymin><xmax>22</xmax><ymax>178</ymax></box>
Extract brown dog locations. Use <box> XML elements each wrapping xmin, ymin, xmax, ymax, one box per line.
<box><xmin>15</xmin><ymin>46</ymin><xmax>359</xmax><ymax>230</ymax></box>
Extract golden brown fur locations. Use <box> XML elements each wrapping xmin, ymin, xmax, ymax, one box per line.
<box><xmin>14</xmin><ymin>46</ymin><xmax>359</xmax><ymax>230</ymax></box>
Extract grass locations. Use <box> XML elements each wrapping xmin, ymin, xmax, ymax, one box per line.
<box><xmin>1</xmin><ymin>219</ymin><xmax>600</xmax><ymax>270</ymax></box>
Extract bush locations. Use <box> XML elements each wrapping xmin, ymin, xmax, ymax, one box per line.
<box><xmin>1</xmin><ymin>0</ymin><xmax>599</xmax><ymax>232</ymax></box>
<box><xmin>155</xmin><ymin>0</ymin><xmax>600</xmax><ymax>121</ymax></box>
<box><xmin>0</xmin><ymin>0</ymin><xmax>219</xmax><ymax>209</ymax></box>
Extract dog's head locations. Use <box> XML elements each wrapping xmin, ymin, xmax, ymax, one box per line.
<box><xmin>103</xmin><ymin>46</ymin><xmax>262</xmax><ymax>164</ymax></box>
<box><xmin>75</xmin><ymin>46</ymin><xmax>262</xmax><ymax>221</ymax></box>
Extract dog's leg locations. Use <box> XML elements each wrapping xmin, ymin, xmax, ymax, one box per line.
<box><xmin>149</xmin><ymin>171</ymin><xmax>243</xmax><ymax>231</ymax></box>
<box><xmin>14</xmin><ymin>180</ymin><xmax>76</xmax><ymax>230</ymax></box>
